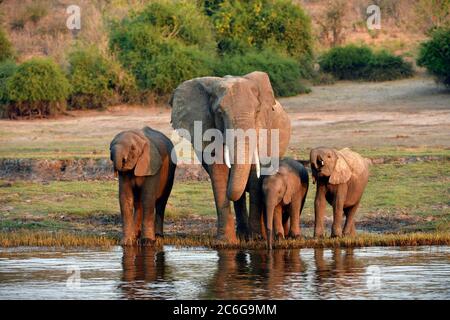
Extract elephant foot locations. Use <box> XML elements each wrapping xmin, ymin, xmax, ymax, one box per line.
<box><xmin>215</xmin><ymin>233</ymin><xmax>239</xmax><ymax>245</ymax></box>
<box><xmin>121</xmin><ymin>237</ymin><xmax>137</xmax><ymax>246</ymax></box>
<box><xmin>330</xmin><ymin>232</ymin><xmax>342</xmax><ymax>238</ymax></box>
<box><xmin>331</xmin><ymin>225</ymin><xmax>343</xmax><ymax>238</ymax></box>
<box><xmin>343</xmin><ymin>230</ymin><xmax>356</xmax><ymax>237</ymax></box>
<box><xmin>288</xmin><ymin>232</ymin><xmax>301</xmax><ymax>239</ymax></box>
<box><xmin>141</xmin><ymin>238</ymin><xmax>156</xmax><ymax>246</ymax></box>
<box><xmin>275</xmin><ymin>232</ymin><xmax>284</xmax><ymax>240</ymax></box>
<box><xmin>236</xmin><ymin>230</ymin><xmax>249</xmax><ymax>242</ymax></box>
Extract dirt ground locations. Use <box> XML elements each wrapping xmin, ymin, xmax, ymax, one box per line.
<box><xmin>0</xmin><ymin>77</ymin><xmax>448</xmax><ymax>159</ymax></box>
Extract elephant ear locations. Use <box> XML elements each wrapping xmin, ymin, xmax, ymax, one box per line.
<box><xmin>243</xmin><ymin>71</ymin><xmax>276</xmax><ymax>110</ymax></box>
<box><xmin>170</xmin><ymin>77</ymin><xmax>220</xmax><ymax>151</ymax></box>
<box><xmin>134</xmin><ymin>136</ymin><xmax>162</xmax><ymax>177</ymax></box>
<box><xmin>329</xmin><ymin>151</ymin><xmax>352</xmax><ymax>185</ymax></box>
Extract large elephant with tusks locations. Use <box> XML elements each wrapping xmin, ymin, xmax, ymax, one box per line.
<box><xmin>170</xmin><ymin>71</ymin><xmax>291</xmax><ymax>243</ymax></box>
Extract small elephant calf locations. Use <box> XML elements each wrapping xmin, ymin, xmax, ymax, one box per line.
<box><xmin>262</xmin><ymin>158</ymin><xmax>309</xmax><ymax>249</ymax></box>
<box><xmin>110</xmin><ymin>126</ymin><xmax>176</xmax><ymax>246</ymax></box>
<box><xmin>310</xmin><ymin>147</ymin><xmax>369</xmax><ymax>238</ymax></box>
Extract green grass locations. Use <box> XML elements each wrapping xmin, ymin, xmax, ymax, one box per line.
<box><xmin>286</xmin><ymin>146</ymin><xmax>450</xmax><ymax>161</ymax></box>
<box><xmin>0</xmin><ymin>161</ymin><xmax>448</xmax><ymax>236</ymax></box>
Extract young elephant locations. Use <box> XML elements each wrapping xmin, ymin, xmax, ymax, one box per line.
<box><xmin>310</xmin><ymin>147</ymin><xmax>369</xmax><ymax>238</ymax></box>
<box><xmin>110</xmin><ymin>126</ymin><xmax>176</xmax><ymax>246</ymax></box>
<box><xmin>262</xmin><ymin>158</ymin><xmax>309</xmax><ymax>249</ymax></box>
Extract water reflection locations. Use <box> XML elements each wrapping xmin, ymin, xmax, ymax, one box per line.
<box><xmin>0</xmin><ymin>246</ymin><xmax>449</xmax><ymax>299</ymax></box>
<box><xmin>120</xmin><ymin>246</ymin><xmax>170</xmax><ymax>299</ymax></box>
<box><xmin>201</xmin><ymin>249</ymin><xmax>308</xmax><ymax>299</ymax></box>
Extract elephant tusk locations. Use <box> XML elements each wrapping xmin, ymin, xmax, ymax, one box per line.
<box><xmin>320</xmin><ymin>160</ymin><xmax>324</xmax><ymax>166</ymax></box>
<box><xmin>254</xmin><ymin>147</ymin><xmax>261</xmax><ymax>178</ymax></box>
<box><xmin>224</xmin><ymin>144</ymin><xmax>231</xmax><ymax>168</ymax></box>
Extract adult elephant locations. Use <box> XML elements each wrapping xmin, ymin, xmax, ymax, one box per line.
<box><xmin>170</xmin><ymin>71</ymin><xmax>291</xmax><ymax>243</ymax></box>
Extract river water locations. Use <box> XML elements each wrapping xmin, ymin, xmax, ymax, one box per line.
<box><xmin>0</xmin><ymin>246</ymin><xmax>449</xmax><ymax>299</ymax></box>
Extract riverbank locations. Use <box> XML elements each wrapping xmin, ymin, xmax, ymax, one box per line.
<box><xmin>0</xmin><ymin>77</ymin><xmax>448</xmax><ymax>247</ymax></box>
<box><xmin>1</xmin><ymin>230</ymin><xmax>450</xmax><ymax>249</ymax></box>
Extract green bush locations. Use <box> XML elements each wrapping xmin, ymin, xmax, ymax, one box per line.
<box><xmin>417</xmin><ymin>28</ymin><xmax>450</xmax><ymax>87</ymax></box>
<box><xmin>367</xmin><ymin>51</ymin><xmax>414</xmax><ymax>81</ymax></box>
<box><xmin>214</xmin><ymin>49</ymin><xmax>310</xmax><ymax>96</ymax></box>
<box><xmin>319</xmin><ymin>45</ymin><xmax>414</xmax><ymax>81</ymax></box>
<box><xmin>0</xmin><ymin>60</ymin><xmax>17</xmax><ymax>102</ymax></box>
<box><xmin>0</xmin><ymin>28</ymin><xmax>14</xmax><ymax>62</ymax></box>
<box><xmin>5</xmin><ymin>58</ymin><xmax>71</xmax><ymax>118</ymax></box>
<box><xmin>110</xmin><ymin>0</ymin><xmax>216</xmax><ymax>95</ymax></box>
<box><xmin>0</xmin><ymin>60</ymin><xmax>18</xmax><ymax>117</ymax></box>
<box><xmin>67</xmin><ymin>47</ymin><xmax>137</xmax><ymax>109</ymax></box>
<box><xmin>318</xmin><ymin>45</ymin><xmax>373</xmax><ymax>80</ymax></box>
<box><xmin>209</xmin><ymin>0</ymin><xmax>313</xmax><ymax>66</ymax></box>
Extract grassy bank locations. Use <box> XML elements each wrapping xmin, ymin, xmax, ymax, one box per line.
<box><xmin>1</xmin><ymin>230</ymin><xmax>449</xmax><ymax>249</ymax></box>
<box><xmin>0</xmin><ymin>160</ymin><xmax>448</xmax><ymax>247</ymax></box>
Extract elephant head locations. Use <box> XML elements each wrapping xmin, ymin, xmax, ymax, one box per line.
<box><xmin>110</xmin><ymin>129</ymin><xmax>162</xmax><ymax>176</ymax></box>
<box><xmin>170</xmin><ymin>71</ymin><xmax>291</xmax><ymax>201</ymax></box>
<box><xmin>261</xmin><ymin>167</ymin><xmax>293</xmax><ymax>249</ymax></box>
<box><xmin>310</xmin><ymin>147</ymin><xmax>367</xmax><ymax>185</ymax></box>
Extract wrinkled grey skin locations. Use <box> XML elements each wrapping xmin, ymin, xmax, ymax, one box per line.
<box><xmin>262</xmin><ymin>158</ymin><xmax>309</xmax><ymax>249</ymax></box>
<box><xmin>110</xmin><ymin>126</ymin><xmax>176</xmax><ymax>246</ymax></box>
<box><xmin>170</xmin><ymin>71</ymin><xmax>291</xmax><ymax>243</ymax></box>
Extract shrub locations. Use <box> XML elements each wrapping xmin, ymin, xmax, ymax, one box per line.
<box><xmin>319</xmin><ymin>44</ymin><xmax>414</xmax><ymax>81</ymax></box>
<box><xmin>367</xmin><ymin>51</ymin><xmax>414</xmax><ymax>81</ymax></box>
<box><xmin>318</xmin><ymin>45</ymin><xmax>373</xmax><ymax>80</ymax></box>
<box><xmin>214</xmin><ymin>49</ymin><xmax>310</xmax><ymax>96</ymax></box>
<box><xmin>25</xmin><ymin>2</ymin><xmax>49</xmax><ymax>23</ymax></box>
<box><xmin>417</xmin><ymin>28</ymin><xmax>450</xmax><ymax>87</ymax></box>
<box><xmin>67</xmin><ymin>47</ymin><xmax>138</xmax><ymax>109</ymax></box>
<box><xmin>209</xmin><ymin>0</ymin><xmax>313</xmax><ymax>65</ymax></box>
<box><xmin>110</xmin><ymin>1</ymin><xmax>216</xmax><ymax>95</ymax></box>
<box><xmin>5</xmin><ymin>58</ymin><xmax>71</xmax><ymax>118</ymax></box>
<box><xmin>0</xmin><ymin>28</ymin><xmax>14</xmax><ymax>62</ymax></box>
<box><xmin>0</xmin><ymin>60</ymin><xmax>18</xmax><ymax>117</ymax></box>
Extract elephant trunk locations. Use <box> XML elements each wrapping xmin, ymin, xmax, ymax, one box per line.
<box><xmin>310</xmin><ymin>151</ymin><xmax>318</xmax><ymax>183</ymax></box>
<box><xmin>226</xmin><ymin>138</ymin><xmax>259</xmax><ymax>201</ymax></box>
<box><xmin>265</xmin><ymin>203</ymin><xmax>275</xmax><ymax>250</ymax></box>
<box><xmin>111</xmin><ymin>145</ymin><xmax>124</xmax><ymax>172</ymax></box>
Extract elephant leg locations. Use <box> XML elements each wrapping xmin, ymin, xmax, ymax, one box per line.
<box><xmin>119</xmin><ymin>175</ymin><xmax>136</xmax><ymax>246</ymax></box>
<box><xmin>288</xmin><ymin>198</ymin><xmax>301</xmax><ymax>238</ymax></box>
<box><xmin>141</xmin><ymin>184</ymin><xmax>157</xmax><ymax>245</ymax></box>
<box><xmin>155</xmin><ymin>196</ymin><xmax>168</xmax><ymax>238</ymax></box>
<box><xmin>314</xmin><ymin>184</ymin><xmax>327</xmax><ymax>238</ymax></box>
<box><xmin>274</xmin><ymin>205</ymin><xmax>284</xmax><ymax>240</ymax></box>
<box><xmin>233</xmin><ymin>192</ymin><xmax>249</xmax><ymax>241</ymax></box>
<box><xmin>133</xmin><ymin>189</ymin><xmax>143</xmax><ymax>241</ymax></box>
<box><xmin>331</xmin><ymin>188</ymin><xmax>347</xmax><ymax>238</ymax></box>
<box><xmin>209</xmin><ymin>163</ymin><xmax>237</xmax><ymax>243</ymax></box>
<box><xmin>343</xmin><ymin>202</ymin><xmax>359</xmax><ymax>236</ymax></box>
<box><xmin>248</xmin><ymin>170</ymin><xmax>263</xmax><ymax>239</ymax></box>
<box><xmin>282</xmin><ymin>211</ymin><xmax>290</xmax><ymax>237</ymax></box>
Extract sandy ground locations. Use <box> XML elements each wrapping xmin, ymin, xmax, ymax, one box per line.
<box><xmin>0</xmin><ymin>77</ymin><xmax>448</xmax><ymax>159</ymax></box>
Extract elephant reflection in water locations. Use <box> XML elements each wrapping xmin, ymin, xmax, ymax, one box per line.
<box><xmin>120</xmin><ymin>246</ymin><xmax>170</xmax><ymax>299</ymax></box>
<box><xmin>313</xmin><ymin>248</ymin><xmax>365</xmax><ymax>298</ymax></box>
<box><xmin>203</xmin><ymin>249</ymin><xmax>307</xmax><ymax>299</ymax></box>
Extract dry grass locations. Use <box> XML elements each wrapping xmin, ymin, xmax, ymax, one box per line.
<box><xmin>0</xmin><ymin>230</ymin><xmax>118</xmax><ymax>248</ymax></box>
<box><xmin>1</xmin><ymin>230</ymin><xmax>449</xmax><ymax>249</ymax></box>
